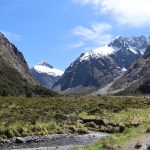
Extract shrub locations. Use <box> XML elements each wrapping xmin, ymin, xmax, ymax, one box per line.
<box><xmin>5</xmin><ymin>129</ymin><xmax>14</xmax><ymax>138</ymax></box>
<box><xmin>54</xmin><ymin>113</ymin><xmax>68</xmax><ymax>121</ymax></box>
<box><xmin>26</xmin><ymin>91</ymin><xmax>32</xmax><ymax>98</ymax></box>
<box><xmin>1</xmin><ymin>90</ymin><xmax>9</xmax><ymax>97</ymax></box>
<box><xmin>146</xmin><ymin>127</ymin><xmax>150</xmax><ymax>133</ymax></box>
<box><xmin>85</xmin><ymin>122</ymin><xmax>98</xmax><ymax>128</ymax></box>
<box><xmin>68</xmin><ymin>125</ymin><xmax>77</xmax><ymax>133</ymax></box>
<box><xmin>77</xmin><ymin>128</ymin><xmax>88</xmax><ymax>134</ymax></box>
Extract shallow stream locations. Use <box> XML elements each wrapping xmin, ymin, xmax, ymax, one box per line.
<box><xmin>1</xmin><ymin>131</ymin><xmax>108</xmax><ymax>150</ymax></box>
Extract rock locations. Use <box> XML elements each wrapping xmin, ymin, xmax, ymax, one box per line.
<box><xmin>0</xmin><ymin>143</ymin><xmax>3</xmax><ymax>146</ymax></box>
<box><xmin>140</xmin><ymin>144</ymin><xmax>148</xmax><ymax>150</ymax></box>
<box><xmin>113</xmin><ymin>127</ymin><xmax>120</xmax><ymax>133</ymax></box>
<box><xmin>135</xmin><ymin>141</ymin><xmax>143</xmax><ymax>149</ymax></box>
<box><xmin>15</xmin><ymin>137</ymin><xmax>26</xmax><ymax>143</ymax></box>
<box><xmin>0</xmin><ymin>139</ymin><xmax>10</xmax><ymax>144</ymax></box>
<box><xmin>112</xmin><ymin>145</ymin><xmax>122</xmax><ymax>150</ymax></box>
<box><xmin>146</xmin><ymin>128</ymin><xmax>150</xmax><ymax>133</ymax></box>
<box><xmin>147</xmin><ymin>145</ymin><xmax>150</xmax><ymax>150</ymax></box>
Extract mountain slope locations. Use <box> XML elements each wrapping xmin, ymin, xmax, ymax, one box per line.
<box><xmin>31</xmin><ymin>61</ymin><xmax>64</xmax><ymax>88</ymax></box>
<box><xmin>110</xmin><ymin>45</ymin><xmax>150</xmax><ymax>95</ymax></box>
<box><xmin>0</xmin><ymin>57</ymin><xmax>28</xmax><ymax>96</ymax></box>
<box><xmin>53</xmin><ymin>46</ymin><xmax>122</xmax><ymax>93</ymax></box>
<box><xmin>0</xmin><ymin>33</ymin><xmax>36</xmax><ymax>85</ymax></box>
<box><xmin>0</xmin><ymin>33</ymin><xmax>58</xmax><ymax>96</ymax></box>
<box><xmin>53</xmin><ymin>36</ymin><xmax>143</xmax><ymax>94</ymax></box>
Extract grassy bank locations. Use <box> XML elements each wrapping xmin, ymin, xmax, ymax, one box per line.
<box><xmin>0</xmin><ymin>96</ymin><xmax>149</xmax><ymax>145</ymax></box>
<box><xmin>72</xmin><ymin>123</ymin><xmax>150</xmax><ymax>150</ymax></box>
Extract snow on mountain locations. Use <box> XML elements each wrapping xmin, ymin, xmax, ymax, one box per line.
<box><xmin>109</xmin><ymin>35</ymin><xmax>141</xmax><ymax>55</ymax></box>
<box><xmin>125</xmin><ymin>36</ymin><xmax>150</xmax><ymax>53</ymax></box>
<box><xmin>79</xmin><ymin>45</ymin><xmax>116</xmax><ymax>62</ymax></box>
<box><xmin>33</xmin><ymin>61</ymin><xmax>64</xmax><ymax>77</ymax></box>
<box><xmin>110</xmin><ymin>45</ymin><xmax>150</xmax><ymax>95</ymax></box>
<box><xmin>128</xmin><ymin>47</ymin><xmax>138</xmax><ymax>54</ymax></box>
<box><xmin>53</xmin><ymin>35</ymin><xmax>143</xmax><ymax>94</ymax></box>
<box><xmin>31</xmin><ymin>61</ymin><xmax>64</xmax><ymax>89</ymax></box>
<box><xmin>79</xmin><ymin>35</ymin><xmax>142</xmax><ymax>63</ymax></box>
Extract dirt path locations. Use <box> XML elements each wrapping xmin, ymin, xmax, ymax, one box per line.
<box><xmin>115</xmin><ymin>134</ymin><xmax>150</xmax><ymax>150</ymax></box>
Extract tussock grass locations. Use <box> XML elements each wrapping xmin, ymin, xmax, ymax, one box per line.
<box><xmin>0</xmin><ymin>95</ymin><xmax>149</xmax><ymax>142</ymax></box>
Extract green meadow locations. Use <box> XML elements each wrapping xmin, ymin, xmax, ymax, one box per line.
<box><xmin>0</xmin><ymin>96</ymin><xmax>149</xmax><ymax>149</ymax></box>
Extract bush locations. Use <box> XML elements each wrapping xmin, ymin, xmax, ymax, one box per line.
<box><xmin>54</xmin><ymin>113</ymin><xmax>68</xmax><ymax>121</ymax></box>
<box><xmin>68</xmin><ymin>125</ymin><xmax>77</xmax><ymax>133</ymax></box>
<box><xmin>146</xmin><ymin>127</ymin><xmax>150</xmax><ymax>133</ymax></box>
<box><xmin>5</xmin><ymin>129</ymin><xmax>14</xmax><ymax>138</ymax></box>
<box><xmin>1</xmin><ymin>90</ymin><xmax>9</xmax><ymax>97</ymax></box>
<box><xmin>85</xmin><ymin>122</ymin><xmax>98</xmax><ymax>128</ymax></box>
<box><xmin>26</xmin><ymin>91</ymin><xmax>32</xmax><ymax>98</ymax></box>
<box><xmin>77</xmin><ymin>128</ymin><xmax>88</xmax><ymax>134</ymax></box>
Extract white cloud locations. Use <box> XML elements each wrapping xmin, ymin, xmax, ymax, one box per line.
<box><xmin>75</xmin><ymin>0</ymin><xmax>150</xmax><ymax>27</ymax></box>
<box><xmin>68</xmin><ymin>41</ymin><xmax>85</xmax><ymax>49</ymax></box>
<box><xmin>73</xmin><ymin>22</ymin><xmax>112</xmax><ymax>45</ymax></box>
<box><xmin>0</xmin><ymin>30</ymin><xmax>22</xmax><ymax>42</ymax></box>
<box><xmin>74</xmin><ymin>0</ymin><xmax>100</xmax><ymax>5</ymax></box>
<box><xmin>71</xmin><ymin>42</ymin><xmax>85</xmax><ymax>49</ymax></box>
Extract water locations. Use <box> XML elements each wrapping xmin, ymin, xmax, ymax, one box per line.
<box><xmin>1</xmin><ymin>131</ymin><xmax>108</xmax><ymax>150</ymax></box>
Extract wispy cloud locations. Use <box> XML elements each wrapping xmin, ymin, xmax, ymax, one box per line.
<box><xmin>74</xmin><ymin>0</ymin><xmax>150</xmax><ymax>27</ymax></box>
<box><xmin>74</xmin><ymin>0</ymin><xmax>101</xmax><ymax>6</ymax></box>
<box><xmin>66</xmin><ymin>41</ymin><xmax>85</xmax><ymax>50</ymax></box>
<box><xmin>0</xmin><ymin>30</ymin><xmax>22</xmax><ymax>42</ymax></box>
<box><xmin>73</xmin><ymin>22</ymin><xmax>112</xmax><ymax>46</ymax></box>
<box><xmin>70</xmin><ymin>42</ymin><xmax>85</xmax><ymax>49</ymax></box>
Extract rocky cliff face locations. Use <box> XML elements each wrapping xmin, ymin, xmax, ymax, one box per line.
<box><xmin>110</xmin><ymin>45</ymin><xmax>150</xmax><ymax>94</ymax></box>
<box><xmin>0</xmin><ymin>33</ymin><xmax>37</xmax><ymax>85</ymax></box>
<box><xmin>53</xmin><ymin>36</ymin><xmax>143</xmax><ymax>94</ymax></box>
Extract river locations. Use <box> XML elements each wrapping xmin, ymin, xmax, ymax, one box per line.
<box><xmin>0</xmin><ymin>131</ymin><xmax>108</xmax><ymax>150</ymax></box>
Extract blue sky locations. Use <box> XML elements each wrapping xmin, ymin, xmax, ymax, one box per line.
<box><xmin>1</xmin><ymin>0</ymin><xmax>150</xmax><ymax>70</ymax></box>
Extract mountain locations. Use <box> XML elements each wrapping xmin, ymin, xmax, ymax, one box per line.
<box><xmin>110</xmin><ymin>45</ymin><xmax>150</xmax><ymax>95</ymax></box>
<box><xmin>31</xmin><ymin>61</ymin><xmax>64</xmax><ymax>88</ymax></box>
<box><xmin>125</xmin><ymin>36</ymin><xmax>150</xmax><ymax>53</ymax></box>
<box><xmin>0</xmin><ymin>32</ymin><xmax>36</xmax><ymax>85</ymax></box>
<box><xmin>53</xmin><ymin>35</ymin><xmax>143</xmax><ymax>95</ymax></box>
<box><xmin>0</xmin><ymin>32</ymin><xmax>58</xmax><ymax>96</ymax></box>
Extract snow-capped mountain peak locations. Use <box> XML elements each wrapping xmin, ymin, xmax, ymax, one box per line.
<box><xmin>109</xmin><ymin>35</ymin><xmax>141</xmax><ymax>55</ymax></box>
<box><xmin>79</xmin><ymin>45</ymin><xmax>116</xmax><ymax>62</ymax></box>
<box><xmin>53</xmin><ymin>35</ymin><xmax>149</xmax><ymax>94</ymax></box>
<box><xmin>33</xmin><ymin>61</ymin><xmax>64</xmax><ymax>77</ymax></box>
<box><xmin>79</xmin><ymin>35</ymin><xmax>142</xmax><ymax>62</ymax></box>
<box><xmin>37</xmin><ymin>61</ymin><xmax>53</xmax><ymax>68</ymax></box>
<box><xmin>125</xmin><ymin>36</ymin><xmax>150</xmax><ymax>53</ymax></box>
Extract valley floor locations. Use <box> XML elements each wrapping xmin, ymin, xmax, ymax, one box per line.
<box><xmin>0</xmin><ymin>96</ymin><xmax>149</xmax><ymax>149</ymax></box>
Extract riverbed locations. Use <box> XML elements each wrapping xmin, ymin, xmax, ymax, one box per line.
<box><xmin>0</xmin><ymin>131</ymin><xmax>108</xmax><ymax>150</ymax></box>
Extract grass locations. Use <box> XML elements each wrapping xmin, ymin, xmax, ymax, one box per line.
<box><xmin>72</xmin><ymin>123</ymin><xmax>150</xmax><ymax>150</ymax></box>
<box><xmin>0</xmin><ymin>95</ymin><xmax>149</xmax><ymax>149</ymax></box>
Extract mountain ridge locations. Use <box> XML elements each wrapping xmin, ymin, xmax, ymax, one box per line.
<box><xmin>53</xmin><ymin>35</ymin><xmax>145</xmax><ymax>94</ymax></box>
